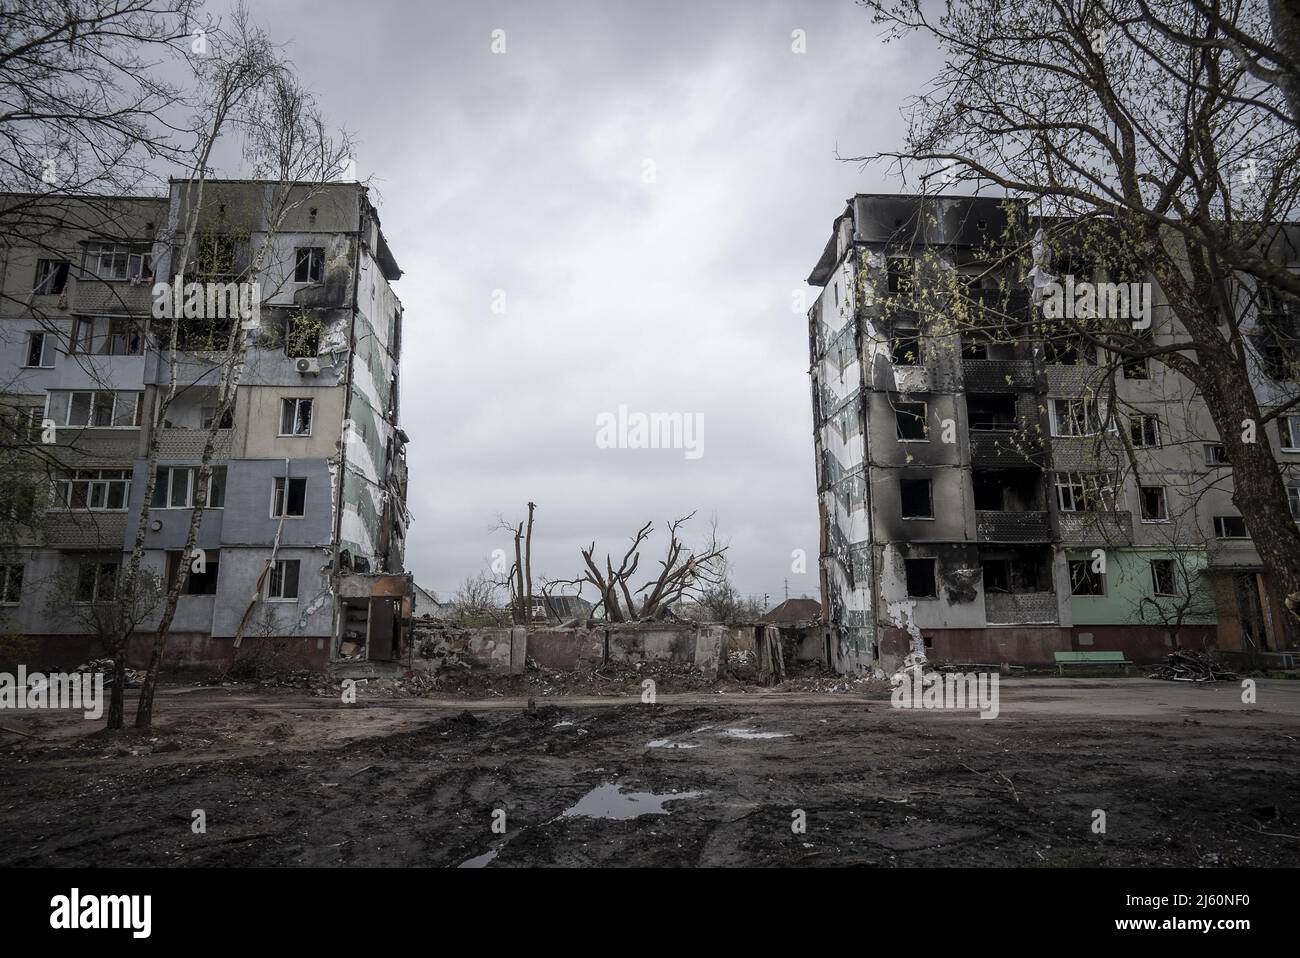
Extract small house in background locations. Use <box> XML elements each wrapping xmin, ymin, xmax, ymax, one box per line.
<box><xmin>414</xmin><ymin>583</ymin><xmax>449</xmax><ymax>618</ymax></box>
<box><xmin>538</xmin><ymin>594</ymin><xmax>594</xmax><ymax>625</ymax></box>
<box><xmin>761</xmin><ymin>598</ymin><xmax>822</xmax><ymax>627</ymax></box>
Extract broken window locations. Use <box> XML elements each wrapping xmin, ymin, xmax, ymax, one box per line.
<box><xmin>165</xmin><ymin>549</ymin><xmax>221</xmax><ymax>595</ymax></box>
<box><xmin>887</xmin><ymin>256</ymin><xmax>915</xmax><ymax>296</ymax></box>
<box><xmin>279</xmin><ymin>398</ymin><xmax>313</xmax><ymax>436</ymax></box>
<box><xmin>1203</xmin><ymin>444</ymin><xmax>1230</xmax><ymax>466</ymax></box>
<box><xmin>271</xmin><ymin>476</ymin><xmax>307</xmax><ymax>518</ymax></box>
<box><xmin>200</xmin><ymin>406</ymin><xmax>234</xmax><ymax>430</ymax></box>
<box><xmin>0</xmin><ymin>564</ymin><xmax>22</xmax><ymax>604</ymax></box>
<box><xmin>967</xmin><ymin>394</ymin><xmax>1017</xmax><ymax>431</ymax></box>
<box><xmin>1069</xmin><ymin>559</ymin><xmax>1105</xmax><ymax>596</ymax></box>
<box><xmin>24</xmin><ymin>331</ymin><xmax>55</xmax><ymax>367</ymax></box>
<box><xmin>1055</xmin><ymin>472</ymin><xmax>1116</xmax><ymax>512</ymax></box>
<box><xmin>75</xmin><ymin>560</ymin><xmax>118</xmax><ymax>603</ymax></box>
<box><xmin>1139</xmin><ymin>486</ymin><xmax>1168</xmax><ymax>522</ymax></box>
<box><xmin>267</xmin><ymin>558</ymin><xmax>300</xmax><ymax>600</ymax></box>
<box><xmin>891</xmin><ymin>327</ymin><xmax>921</xmax><ymax>365</ymax></box>
<box><xmin>1282</xmin><ymin>415</ymin><xmax>1300</xmax><ymax>451</ymax></box>
<box><xmin>981</xmin><ymin>555</ymin><xmax>1047</xmax><ymax>593</ymax></box>
<box><xmin>895</xmin><ymin>400</ymin><xmax>928</xmax><ymax>441</ymax></box>
<box><xmin>69</xmin><ymin>317</ymin><xmax>145</xmax><ymax>356</ymax></box>
<box><xmin>904</xmin><ymin>558</ymin><xmax>937</xmax><ymax>598</ymax></box>
<box><xmin>285</xmin><ymin>312</ymin><xmax>321</xmax><ymax>357</ymax></box>
<box><xmin>1255</xmin><ymin>293</ymin><xmax>1300</xmax><ymax>380</ymax></box>
<box><xmin>1150</xmin><ymin>559</ymin><xmax>1179</xmax><ymax>596</ymax></box>
<box><xmin>1051</xmin><ymin>398</ymin><xmax>1102</xmax><ymax>437</ymax></box>
<box><xmin>1121</xmin><ymin>355</ymin><xmax>1149</xmax><ymax>379</ymax></box>
<box><xmin>900</xmin><ymin>478</ymin><xmax>933</xmax><ymax>518</ymax></box>
<box><xmin>1130</xmin><ymin>414</ymin><xmax>1160</xmax><ymax>448</ymax></box>
<box><xmin>294</xmin><ymin>247</ymin><xmax>325</xmax><ymax>283</ymax></box>
<box><xmin>33</xmin><ymin>259</ymin><xmax>69</xmax><ymax>294</ymax></box>
<box><xmin>1213</xmin><ymin>515</ymin><xmax>1248</xmax><ymax>539</ymax></box>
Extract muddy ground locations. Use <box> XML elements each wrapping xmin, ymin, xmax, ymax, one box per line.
<box><xmin>1</xmin><ymin>675</ymin><xmax>1298</xmax><ymax>867</ymax></box>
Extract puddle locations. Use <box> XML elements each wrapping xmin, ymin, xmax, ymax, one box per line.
<box><xmin>458</xmin><ymin>847</ymin><xmax>500</xmax><ymax>868</ymax></box>
<box><xmin>646</xmin><ymin>739</ymin><xmax>701</xmax><ymax>749</ymax></box>
<box><xmin>721</xmin><ymin>728</ymin><xmax>791</xmax><ymax>740</ymax></box>
<box><xmin>562</xmin><ymin>783</ymin><xmax>702</xmax><ymax>820</ymax></box>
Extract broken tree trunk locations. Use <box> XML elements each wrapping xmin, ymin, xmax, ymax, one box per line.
<box><xmin>757</xmin><ymin>625</ymin><xmax>786</xmax><ymax>686</ymax></box>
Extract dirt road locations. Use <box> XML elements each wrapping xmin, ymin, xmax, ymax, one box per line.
<box><xmin>1</xmin><ymin>678</ymin><xmax>1297</xmax><ymax>866</ymax></box>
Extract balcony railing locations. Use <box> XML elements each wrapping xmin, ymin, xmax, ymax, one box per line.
<box><xmin>969</xmin><ymin>430</ymin><xmax>1045</xmax><ymax>468</ymax></box>
<box><xmin>69</xmin><ymin>279</ymin><xmax>155</xmax><ymax>315</ymax></box>
<box><xmin>156</xmin><ymin>427</ymin><xmax>234</xmax><ymax>458</ymax></box>
<box><xmin>985</xmin><ymin>590</ymin><xmax>1058</xmax><ymax>625</ymax></box>
<box><xmin>962</xmin><ymin>359</ymin><xmax>1037</xmax><ymax>391</ymax></box>
<box><xmin>975</xmin><ymin>510</ymin><xmax>1051</xmax><ymax>543</ymax></box>
<box><xmin>1058</xmin><ymin>510</ymin><xmax>1133</xmax><ymax>545</ymax></box>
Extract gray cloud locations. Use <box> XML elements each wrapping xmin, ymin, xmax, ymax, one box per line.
<box><xmin>229</xmin><ymin>0</ymin><xmax>935</xmax><ymax>602</ymax></box>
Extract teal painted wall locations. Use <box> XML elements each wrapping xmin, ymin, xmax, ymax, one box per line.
<box><xmin>1068</xmin><ymin>548</ymin><xmax>1217</xmax><ymax>626</ymax></box>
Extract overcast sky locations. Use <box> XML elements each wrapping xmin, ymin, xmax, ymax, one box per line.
<box><xmin>233</xmin><ymin>0</ymin><xmax>935</xmax><ymax>604</ymax></box>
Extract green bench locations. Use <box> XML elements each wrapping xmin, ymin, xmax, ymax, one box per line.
<box><xmin>1054</xmin><ymin>650</ymin><xmax>1132</xmax><ymax>675</ymax></box>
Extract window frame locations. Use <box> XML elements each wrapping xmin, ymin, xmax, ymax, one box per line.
<box><xmin>266</xmin><ymin>558</ymin><xmax>301</xmax><ymax>601</ymax></box>
<box><xmin>23</xmin><ymin>331</ymin><xmax>56</xmax><ymax>368</ymax></box>
<box><xmin>0</xmin><ymin>563</ymin><xmax>23</xmax><ymax>605</ymax></box>
<box><xmin>53</xmin><ymin>469</ymin><xmax>132</xmax><ymax>511</ymax></box>
<box><xmin>899</xmin><ymin>477</ymin><xmax>934</xmax><ymax>519</ymax></box>
<box><xmin>894</xmin><ymin>400</ymin><xmax>929</xmax><ymax>442</ymax></box>
<box><xmin>1150</xmin><ymin>559</ymin><xmax>1181</xmax><ymax>597</ymax></box>
<box><xmin>1129</xmin><ymin>414</ymin><xmax>1161</xmax><ymax>448</ymax></box>
<box><xmin>1139</xmin><ymin>485</ymin><xmax>1169</xmax><ymax>523</ymax></box>
<box><xmin>270</xmin><ymin>476</ymin><xmax>307</xmax><ymax>518</ymax></box>
<box><xmin>74</xmin><ymin>560</ymin><xmax>119</xmax><ymax>604</ymax></box>
<box><xmin>1281</xmin><ymin>415</ymin><xmax>1300</xmax><ymax>452</ymax></box>
<box><xmin>1050</xmin><ymin>398</ymin><xmax>1103</xmax><ymax>437</ymax></box>
<box><xmin>151</xmin><ymin>466</ymin><xmax>226</xmax><ymax>510</ymax></box>
<box><xmin>1213</xmin><ymin>515</ymin><xmax>1249</xmax><ymax>539</ymax></box>
<box><xmin>293</xmin><ymin>247</ymin><xmax>325</xmax><ymax>284</ymax></box>
<box><xmin>1068</xmin><ymin>559</ymin><xmax>1106</xmax><ymax>596</ymax></box>
<box><xmin>33</xmin><ymin>258</ymin><xmax>70</xmax><ymax>295</ymax></box>
<box><xmin>279</xmin><ymin>397</ymin><xmax>314</xmax><ymax>437</ymax></box>
<box><xmin>45</xmin><ymin>390</ymin><xmax>141</xmax><ymax>428</ymax></box>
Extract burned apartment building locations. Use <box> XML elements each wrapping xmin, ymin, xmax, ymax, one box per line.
<box><xmin>0</xmin><ymin>182</ymin><xmax>411</xmax><ymax>669</ymax></box>
<box><xmin>806</xmin><ymin>193</ymin><xmax>1300</xmax><ymax>675</ymax></box>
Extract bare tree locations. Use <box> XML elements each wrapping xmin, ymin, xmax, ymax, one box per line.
<box><xmin>131</xmin><ymin>11</ymin><xmax>356</xmax><ymax>722</ymax></box>
<box><xmin>451</xmin><ymin>572</ymin><xmax>508</xmax><ymax>627</ymax></box>
<box><xmin>555</xmin><ymin>513</ymin><xmax>728</xmax><ymax>622</ymax></box>
<box><xmin>44</xmin><ymin>562</ymin><xmax>163</xmax><ymax>728</ymax></box>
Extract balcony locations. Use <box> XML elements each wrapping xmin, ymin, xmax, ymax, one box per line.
<box><xmin>962</xmin><ymin>359</ymin><xmax>1037</xmax><ymax>392</ymax></box>
<box><xmin>1058</xmin><ymin>510</ymin><xmax>1133</xmax><ymax>545</ymax></box>
<box><xmin>969</xmin><ymin>430</ymin><xmax>1045</xmax><ymax>468</ymax></box>
<box><xmin>69</xmin><ymin>279</ymin><xmax>155</xmax><ymax>316</ymax></box>
<box><xmin>156</xmin><ymin>426</ymin><xmax>234</xmax><ymax>458</ymax></box>
<box><xmin>984</xmin><ymin>590</ymin><xmax>1058</xmax><ymax>625</ymax></box>
<box><xmin>42</xmin><ymin>511</ymin><xmax>128</xmax><ymax>550</ymax></box>
<box><xmin>975</xmin><ymin>510</ymin><xmax>1051</xmax><ymax>543</ymax></box>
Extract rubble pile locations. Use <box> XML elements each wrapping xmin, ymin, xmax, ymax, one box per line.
<box><xmin>1149</xmin><ymin>649</ymin><xmax>1237</xmax><ymax>683</ymax></box>
<box><xmin>74</xmin><ymin>658</ymin><xmax>142</xmax><ymax>687</ymax></box>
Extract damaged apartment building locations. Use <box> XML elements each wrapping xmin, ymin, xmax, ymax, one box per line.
<box><xmin>0</xmin><ymin>182</ymin><xmax>410</xmax><ymax>669</ymax></box>
<box><xmin>806</xmin><ymin>193</ymin><xmax>1300</xmax><ymax>675</ymax></box>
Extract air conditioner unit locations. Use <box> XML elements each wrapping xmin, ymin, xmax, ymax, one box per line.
<box><xmin>295</xmin><ymin>357</ymin><xmax>321</xmax><ymax>375</ymax></box>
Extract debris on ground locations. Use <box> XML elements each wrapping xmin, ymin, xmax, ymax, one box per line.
<box><xmin>1149</xmin><ymin>649</ymin><xmax>1238</xmax><ymax>683</ymax></box>
<box><xmin>74</xmin><ymin>658</ymin><xmax>142</xmax><ymax>687</ymax></box>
